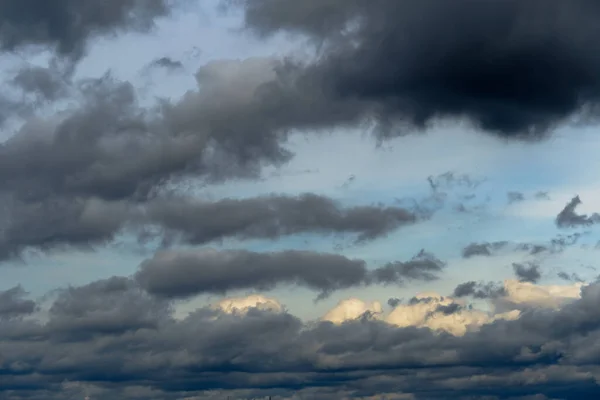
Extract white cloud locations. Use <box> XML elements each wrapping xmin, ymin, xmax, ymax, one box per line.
<box><xmin>498</xmin><ymin>279</ymin><xmax>583</xmax><ymax>310</ymax></box>
<box><xmin>318</xmin><ymin>280</ymin><xmax>584</xmax><ymax>337</ymax></box>
<box><xmin>321</xmin><ymin>298</ymin><xmax>383</xmax><ymax>324</ymax></box>
<box><xmin>213</xmin><ymin>294</ymin><xmax>284</xmax><ymax>314</ymax></box>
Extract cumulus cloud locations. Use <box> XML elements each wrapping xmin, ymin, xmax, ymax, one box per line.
<box><xmin>322</xmin><ymin>298</ymin><xmax>383</xmax><ymax>324</ymax></box>
<box><xmin>213</xmin><ymin>294</ymin><xmax>284</xmax><ymax>314</ymax></box>
<box><xmin>385</xmin><ymin>292</ymin><xmax>518</xmax><ymax>336</ymax></box>
<box><xmin>499</xmin><ymin>279</ymin><xmax>583</xmax><ymax>311</ymax></box>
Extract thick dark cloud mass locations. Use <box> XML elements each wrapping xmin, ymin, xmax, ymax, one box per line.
<box><xmin>0</xmin><ymin>0</ymin><xmax>174</xmax><ymax>58</ymax></box>
<box><xmin>1</xmin><ymin>278</ymin><xmax>600</xmax><ymax>399</ymax></box>
<box><xmin>135</xmin><ymin>248</ymin><xmax>444</xmax><ymax>299</ymax></box>
<box><xmin>229</xmin><ymin>0</ymin><xmax>600</xmax><ymax>137</ymax></box>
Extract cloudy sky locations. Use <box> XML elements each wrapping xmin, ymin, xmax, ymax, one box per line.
<box><xmin>2</xmin><ymin>1</ymin><xmax>600</xmax><ymax>399</ymax></box>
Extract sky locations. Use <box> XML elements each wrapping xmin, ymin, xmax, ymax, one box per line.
<box><xmin>2</xmin><ymin>1</ymin><xmax>600</xmax><ymax>399</ymax></box>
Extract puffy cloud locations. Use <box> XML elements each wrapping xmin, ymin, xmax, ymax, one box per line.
<box><xmin>500</xmin><ymin>279</ymin><xmax>583</xmax><ymax>310</ymax></box>
<box><xmin>213</xmin><ymin>294</ymin><xmax>284</xmax><ymax>314</ymax></box>
<box><xmin>321</xmin><ymin>298</ymin><xmax>383</xmax><ymax>324</ymax></box>
<box><xmin>453</xmin><ymin>279</ymin><xmax>583</xmax><ymax>312</ymax></box>
<box><xmin>385</xmin><ymin>292</ymin><xmax>517</xmax><ymax>336</ymax></box>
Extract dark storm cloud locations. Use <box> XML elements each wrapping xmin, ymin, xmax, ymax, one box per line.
<box><xmin>556</xmin><ymin>196</ymin><xmax>600</xmax><ymax>228</ymax></box>
<box><xmin>135</xmin><ymin>248</ymin><xmax>444</xmax><ymax>299</ymax></box>
<box><xmin>226</xmin><ymin>0</ymin><xmax>600</xmax><ymax>138</ymax></box>
<box><xmin>0</xmin><ymin>0</ymin><xmax>174</xmax><ymax>58</ymax></box>
<box><xmin>3</xmin><ymin>278</ymin><xmax>600</xmax><ymax>399</ymax></box>
<box><xmin>513</xmin><ymin>262</ymin><xmax>542</xmax><ymax>283</ymax></box>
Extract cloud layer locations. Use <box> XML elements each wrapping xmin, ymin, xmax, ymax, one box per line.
<box><xmin>0</xmin><ymin>277</ymin><xmax>595</xmax><ymax>399</ymax></box>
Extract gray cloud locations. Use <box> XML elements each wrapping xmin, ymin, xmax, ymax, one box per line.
<box><xmin>144</xmin><ymin>193</ymin><xmax>418</xmax><ymax>246</ymax></box>
<box><xmin>11</xmin><ymin>65</ymin><xmax>69</xmax><ymax>101</ymax></box>
<box><xmin>0</xmin><ymin>0</ymin><xmax>174</xmax><ymax>59</ymax></box>
<box><xmin>148</xmin><ymin>56</ymin><xmax>185</xmax><ymax>71</ymax></box>
<box><xmin>0</xmin><ymin>191</ymin><xmax>419</xmax><ymax>261</ymax></box>
<box><xmin>535</xmin><ymin>191</ymin><xmax>551</xmax><ymax>200</ymax></box>
<box><xmin>513</xmin><ymin>262</ymin><xmax>542</xmax><ymax>283</ymax></box>
<box><xmin>508</xmin><ymin>191</ymin><xmax>525</xmax><ymax>204</ymax></box>
<box><xmin>558</xmin><ymin>271</ymin><xmax>584</xmax><ymax>282</ymax></box>
<box><xmin>230</xmin><ymin>0</ymin><xmax>600</xmax><ymax>137</ymax></box>
<box><xmin>462</xmin><ymin>241</ymin><xmax>508</xmax><ymax>258</ymax></box>
<box><xmin>387</xmin><ymin>297</ymin><xmax>402</xmax><ymax>308</ymax></box>
<box><xmin>556</xmin><ymin>196</ymin><xmax>600</xmax><ymax>228</ymax></box>
<box><xmin>460</xmin><ymin>233</ymin><xmax>586</xmax><ymax>262</ymax></box>
<box><xmin>135</xmin><ymin>248</ymin><xmax>445</xmax><ymax>300</ymax></box>
<box><xmin>370</xmin><ymin>249</ymin><xmax>446</xmax><ymax>284</ymax></box>
<box><xmin>2</xmin><ymin>278</ymin><xmax>600</xmax><ymax>398</ymax></box>
<box><xmin>0</xmin><ymin>66</ymin><xmax>430</xmax><ymax>260</ymax></box>
<box><xmin>453</xmin><ymin>281</ymin><xmax>507</xmax><ymax>299</ymax></box>
<box><xmin>0</xmin><ymin>286</ymin><xmax>36</xmax><ymax>319</ymax></box>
